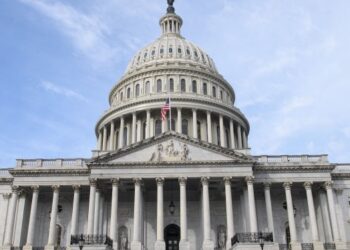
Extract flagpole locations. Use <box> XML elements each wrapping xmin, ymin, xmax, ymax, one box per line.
<box><xmin>169</xmin><ymin>83</ymin><xmax>172</xmax><ymax>131</ymax></box>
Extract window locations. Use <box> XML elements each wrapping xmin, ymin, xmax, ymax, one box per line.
<box><xmin>135</xmin><ymin>84</ymin><xmax>140</xmax><ymax>97</ymax></box>
<box><xmin>155</xmin><ymin>120</ymin><xmax>162</xmax><ymax>136</ymax></box>
<box><xmin>197</xmin><ymin>121</ymin><xmax>201</xmax><ymax>140</ymax></box>
<box><xmin>182</xmin><ymin>119</ymin><xmax>188</xmax><ymax>135</ymax></box>
<box><xmin>144</xmin><ymin>52</ymin><xmax>148</xmax><ymax>58</ymax></box>
<box><xmin>145</xmin><ymin>81</ymin><xmax>150</xmax><ymax>94</ymax></box>
<box><xmin>152</xmin><ymin>50</ymin><xmax>155</xmax><ymax>56</ymax></box>
<box><xmin>160</xmin><ymin>47</ymin><xmax>164</xmax><ymax>54</ymax></box>
<box><xmin>212</xmin><ymin>86</ymin><xmax>216</xmax><ymax>98</ymax></box>
<box><xmin>178</xmin><ymin>47</ymin><xmax>182</xmax><ymax>54</ymax></box>
<box><xmin>168</xmin><ymin>119</ymin><xmax>176</xmax><ymax>131</ymax></box>
<box><xmin>120</xmin><ymin>92</ymin><xmax>123</xmax><ymax>101</ymax></box>
<box><xmin>157</xmin><ymin>79</ymin><xmax>162</xmax><ymax>93</ymax></box>
<box><xmin>181</xmin><ymin>79</ymin><xmax>186</xmax><ymax>92</ymax></box>
<box><xmin>169</xmin><ymin>78</ymin><xmax>174</xmax><ymax>92</ymax></box>
<box><xmin>192</xmin><ymin>80</ymin><xmax>197</xmax><ymax>93</ymax></box>
<box><xmin>143</xmin><ymin>122</ymin><xmax>147</xmax><ymax>139</ymax></box>
<box><xmin>169</xmin><ymin>47</ymin><xmax>173</xmax><ymax>53</ymax></box>
<box><xmin>186</xmin><ymin>48</ymin><xmax>190</xmax><ymax>56</ymax></box>
<box><xmin>220</xmin><ymin>90</ymin><xmax>223</xmax><ymax>100</ymax></box>
<box><xmin>217</xmin><ymin>126</ymin><xmax>220</xmax><ymax>146</ymax></box>
<box><xmin>225</xmin><ymin>128</ymin><xmax>230</xmax><ymax>147</ymax></box>
<box><xmin>123</xmin><ymin>127</ymin><xmax>128</xmax><ymax>146</ymax></box>
<box><xmin>194</xmin><ymin>51</ymin><xmax>198</xmax><ymax>58</ymax></box>
<box><xmin>203</xmin><ymin>83</ymin><xmax>208</xmax><ymax>95</ymax></box>
<box><xmin>127</xmin><ymin>88</ymin><xmax>131</xmax><ymax>98</ymax></box>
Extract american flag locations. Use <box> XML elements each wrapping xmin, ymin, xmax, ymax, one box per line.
<box><xmin>161</xmin><ymin>98</ymin><xmax>171</xmax><ymax>121</ymax></box>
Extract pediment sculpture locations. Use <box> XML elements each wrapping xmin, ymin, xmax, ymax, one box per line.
<box><xmin>149</xmin><ymin>140</ymin><xmax>190</xmax><ymax>162</ymax></box>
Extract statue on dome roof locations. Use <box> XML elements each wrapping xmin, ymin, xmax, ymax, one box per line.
<box><xmin>167</xmin><ymin>0</ymin><xmax>174</xmax><ymax>7</ymax></box>
<box><xmin>167</xmin><ymin>0</ymin><xmax>175</xmax><ymax>13</ymax></box>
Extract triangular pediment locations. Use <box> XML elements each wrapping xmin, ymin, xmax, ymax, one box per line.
<box><xmin>90</xmin><ymin>132</ymin><xmax>253</xmax><ymax>165</ymax></box>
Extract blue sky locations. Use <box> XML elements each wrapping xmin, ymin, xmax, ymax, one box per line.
<box><xmin>0</xmin><ymin>0</ymin><xmax>349</xmax><ymax>167</ymax></box>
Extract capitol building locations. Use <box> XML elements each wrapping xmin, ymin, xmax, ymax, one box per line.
<box><xmin>0</xmin><ymin>2</ymin><xmax>349</xmax><ymax>250</ymax></box>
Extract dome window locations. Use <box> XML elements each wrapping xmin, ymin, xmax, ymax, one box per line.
<box><xmin>120</xmin><ymin>92</ymin><xmax>123</xmax><ymax>101</ymax></box>
<box><xmin>127</xmin><ymin>88</ymin><xmax>131</xmax><ymax>99</ymax></box>
<box><xmin>192</xmin><ymin>80</ymin><xmax>197</xmax><ymax>93</ymax></box>
<box><xmin>169</xmin><ymin>47</ymin><xmax>173</xmax><ymax>53</ymax></box>
<box><xmin>197</xmin><ymin>121</ymin><xmax>201</xmax><ymax>140</ymax></box>
<box><xmin>145</xmin><ymin>81</ymin><xmax>150</xmax><ymax>94</ymax></box>
<box><xmin>182</xmin><ymin>119</ymin><xmax>188</xmax><ymax>135</ymax></box>
<box><xmin>152</xmin><ymin>50</ymin><xmax>156</xmax><ymax>56</ymax></box>
<box><xmin>180</xmin><ymin>79</ymin><xmax>186</xmax><ymax>92</ymax></box>
<box><xmin>203</xmin><ymin>83</ymin><xmax>208</xmax><ymax>95</ymax></box>
<box><xmin>135</xmin><ymin>84</ymin><xmax>140</xmax><ymax>97</ymax></box>
<box><xmin>212</xmin><ymin>86</ymin><xmax>216</xmax><ymax>98</ymax></box>
<box><xmin>155</xmin><ymin>120</ymin><xmax>162</xmax><ymax>136</ymax></box>
<box><xmin>194</xmin><ymin>51</ymin><xmax>198</xmax><ymax>58</ymax></box>
<box><xmin>220</xmin><ymin>90</ymin><xmax>223</xmax><ymax>100</ymax></box>
<box><xmin>178</xmin><ymin>47</ymin><xmax>182</xmax><ymax>54</ymax></box>
<box><xmin>157</xmin><ymin>79</ymin><xmax>162</xmax><ymax>93</ymax></box>
<box><xmin>160</xmin><ymin>48</ymin><xmax>164</xmax><ymax>54</ymax></box>
<box><xmin>144</xmin><ymin>52</ymin><xmax>148</xmax><ymax>58</ymax></box>
<box><xmin>123</xmin><ymin>127</ymin><xmax>128</xmax><ymax>146</ymax></box>
<box><xmin>169</xmin><ymin>78</ymin><xmax>174</xmax><ymax>92</ymax></box>
<box><xmin>186</xmin><ymin>48</ymin><xmax>190</xmax><ymax>56</ymax></box>
<box><xmin>217</xmin><ymin>126</ymin><xmax>221</xmax><ymax>146</ymax></box>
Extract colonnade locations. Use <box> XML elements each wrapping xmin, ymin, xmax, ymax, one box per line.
<box><xmin>97</xmin><ymin>108</ymin><xmax>249</xmax><ymax>151</ymax></box>
<box><xmin>1</xmin><ymin>179</ymin><xmax>342</xmax><ymax>249</ymax></box>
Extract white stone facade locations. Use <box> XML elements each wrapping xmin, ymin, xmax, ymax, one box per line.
<box><xmin>0</xmin><ymin>2</ymin><xmax>350</xmax><ymax>250</ymax></box>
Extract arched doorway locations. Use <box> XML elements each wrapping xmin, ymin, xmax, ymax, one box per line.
<box><xmin>164</xmin><ymin>224</ymin><xmax>180</xmax><ymax>250</ymax></box>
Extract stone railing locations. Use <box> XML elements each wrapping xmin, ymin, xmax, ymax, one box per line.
<box><xmin>16</xmin><ymin>159</ymin><xmax>87</xmax><ymax>169</ymax></box>
<box><xmin>255</xmin><ymin>155</ymin><xmax>328</xmax><ymax>164</ymax></box>
<box><xmin>323</xmin><ymin>243</ymin><xmax>336</xmax><ymax>250</ymax></box>
<box><xmin>71</xmin><ymin>234</ymin><xmax>113</xmax><ymax>247</ymax></box>
<box><xmin>231</xmin><ymin>232</ymin><xmax>273</xmax><ymax>246</ymax></box>
<box><xmin>0</xmin><ymin>169</ymin><xmax>11</xmax><ymax>177</ymax></box>
<box><xmin>301</xmin><ymin>243</ymin><xmax>314</xmax><ymax>250</ymax></box>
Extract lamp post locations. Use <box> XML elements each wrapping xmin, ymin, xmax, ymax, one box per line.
<box><xmin>78</xmin><ymin>234</ymin><xmax>85</xmax><ymax>250</ymax></box>
<box><xmin>259</xmin><ymin>236</ymin><xmax>264</xmax><ymax>250</ymax></box>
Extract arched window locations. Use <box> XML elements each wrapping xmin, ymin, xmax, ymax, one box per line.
<box><xmin>168</xmin><ymin>119</ymin><xmax>176</xmax><ymax>131</ymax></box>
<box><xmin>212</xmin><ymin>86</ymin><xmax>216</xmax><ymax>98</ymax></box>
<box><xmin>178</xmin><ymin>47</ymin><xmax>182</xmax><ymax>54</ymax></box>
<box><xmin>169</xmin><ymin>78</ymin><xmax>174</xmax><ymax>92</ymax></box>
<box><xmin>203</xmin><ymin>83</ymin><xmax>208</xmax><ymax>95</ymax></box>
<box><xmin>155</xmin><ymin>120</ymin><xmax>162</xmax><ymax>136</ymax></box>
<box><xmin>192</xmin><ymin>80</ymin><xmax>197</xmax><ymax>93</ymax></box>
<box><xmin>157</xmin><ymin>79</ymin><xmax>162</xmax><ymax>93</ymax></box>
<box><xmin>127</xmin><ymin>88</ymin><xmax>131</xmax><ymax>98</ymax></box>
<box><xmin>182</xmin><ymin>119</ymin><xmax>188</xmax><ymax>135</ymax></box>
<box><xmin>120</xmin><ymin>92</ymin><xmax>123</xmax><ymax>101</ymax></box>
<box><xmin>145</xmin><ymin>81</ymin><xmax>150</xmax><ymax>94</ymax></box>
<box><xmin>143</xmin><ymin>122</ymin><xmax>147</xmax><ymax>139</ymax></box>
<box><xmin>160</xmin><ymin>47</ymin><xmax>164</xmax><ymax>55</ymax></box>
<box><xmin>217</xmin><ymin>126</ymin><xmax>221</xmax><ymax>146</ymax></box>
<box><xmin>197</xmin><ymin>121</ymin><xmax>201</xmax><ymax>140</ymax></box>
<box><xmin>181</xmin><ymin>79</ymin><xmax>186</xmax><ymax>92</ymax></box>
<box><xmin>123</xmin><ymin>127</ymin><xmax>128</xmax><ymax>146</ymax></box>
<box><xmin>135</xmin><ymin>84</ymin><xmax>140</xmax><ymax>97</ymax></box>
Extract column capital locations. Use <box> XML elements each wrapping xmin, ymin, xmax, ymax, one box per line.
<box><xmin>178</xmin><ymin>177</ymin><xmax>187</xmax><ymax>185</ymax></box>
<box><xmin>3</xmin><ymin>193</ymin><xmax>11</xmax><ymax>199</ymax></box>
<box><xmin>223</xmin><ymin>177</ymin><xmax>232</xmax><ymax>185</ymax></box>
<box><xmin>245</xmin><ymin>176</ymin><xmax>254</xmax><ymax>184</ymax></box>
<box><xmin>111</xmin><ymin>178</ymin><xmax>120</xmax><ymax>186</ymax></box>
<box><xmin>303</xmin><ymin>182</ymin><xmax>313</xmax><ymax>189</ymax></box>
<box><xmin>206</xmin><ymin>110</ymin><xmax>211</xmax><ymax>115</ymax></box>
<box><xmin>31</xmin><ymin>185</ymin><xmax>40</xmax><ymax>192</ymax></box>
<box><xmin>283</xmin><ymin>182</ymin><xmax>292</xmax><ymax>189</ymax></box>
<box><xmin>72</xmin><ymin>185</ymin><xmax>80</xmax><ymax>191</ymax></box>
<box><xmin>264</xmin><ymin>182</ymin><xmax>272</xmax><ymax>189</ymax></box>
<box><xmin>133</xmin><ymin>178</ymin><xmax>142</xmax><ymax>185</ymax></box>
<box><xmin>201</xmin><ymin>176</ymin><xmax>210</xmax><ymax>185</ymax></box>
<box><xmin>177</xmin><ymin>107</ymin><xmax>182</xmax><ymax>111</ymax></box>
<box><xmin>52</xmin><ymin>185</ymin><xmax>60</xmax><ymax>191</ymax></box>
<box><xmin>156</xmin><ymin>177</ymin><xmax>165</xmax><ymax>185</ymax></box>
<box><xmin>89</xmin><ymin>178</ymin><xmax>98</xmax><ymax>186</ymax></box>
<box><xmin>11</xmin><ymin>185</ymin><xmax>20</xmax><ymax>193</ymax></box>
<box><xmin>323</xmin><ymin>181</ymin><xmax>333</xmax><ymax>190</ymax></box>
<box><xmin>192</xmin><ymin>108</ymin><xmax>197</xmax><ymax>112</ymax></box>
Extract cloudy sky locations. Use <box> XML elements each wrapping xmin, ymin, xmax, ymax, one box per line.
<box><xmin>0</xmin><ymin>0</ymin><xmax>349</xmax><ymax>167</ymax></box>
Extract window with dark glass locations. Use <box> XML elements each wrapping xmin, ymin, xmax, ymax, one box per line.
<box><xmin>181</xmin><ymin>79</ymin><xmax>186</xmax><ymax>92</ymax></box>
<box><xmin>169</xmin><ymin>78</ymin><xmax>174</xmax><ymax>92</ymax></box>
<box><xmin>169</xmin><ymin>47</ymin><xmax>173</xmax><ymax>53</ymax></box>
<box><xmin>212</xmin><ymin>86</ymin><xmax>216</xmax><ymax>98</ymax></box>
<box><xmin>123</xmin><ymin>127</ymin><xmax>128</xmax><ymax>146</ymax></box>
<box><xmin>127</xmin><ymin>88</ymin><xmax>131</xmax><ymax>98</ymax></box>
<box><xmin>182</xmin><ymin>119</ymin><xmax>188</xmax><ymax>135</ymax></box>
<box><xmin>178</xmin><ymin>47</ymin><xmax>182</xmax><ymax>53</ymax></box>
<box><xmin>197</xmin><ymin>121</ymin><xmax>201</xmax><ymax>140</ymax></box>
<box><xmin>157</xmin><ymin>79</ymin><xmax>162</xmax><ymax>93</ymax></box>
<box><xmin>203</xmin><ymin>83</ymin><xmax>207</xmax><ymax>95</ymax></box>
<box><xmin>225</xmin><ymin>129</ymin><xmax>230</xmax><ymax>147</ymax></box>
<box><xmin>194</xmin><ymin>51</ymin><xmax>198</xmax><ymax>57</ymax></box>
<box><xmin>155</xmin><ymin>120</ymin><xmax>162</xmax><ymax>136</ymax></box>
<box><xmin>192</xmin><ymin>80</ymin><xmax>197</xmax><ymax>93</ymax></box>
<box><xmin>217</xmin><ymin>126</ymin><xmax>220</xmax><ymax>146</ymax></box>
<box><xmin>220</xmin><ymin>90</ymin><xmax>223</xmax><ymax>100</ymax></box>
<box><xmin>143</xmin><ymin>122</ymin><xmax>147</xmax><ymax>139</ymax></box>
<box><xmin>186</xmin><ymin>48</ymin><xmax>190</xmax><ymax>55</ymax></box>
<box><xmin>135</xmin><ymin>84</ymin><xmax>140</xmax><ymax>97</ymax></box>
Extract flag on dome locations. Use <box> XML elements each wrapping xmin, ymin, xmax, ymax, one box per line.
<box><xmin>161</xmin><ymin>98</ymin><xmax>171</xmax><ymax>121</ymax></box>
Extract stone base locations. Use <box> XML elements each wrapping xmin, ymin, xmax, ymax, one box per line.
<box><xmin>155</xmin><ymin>240</ymin><xmax>166</xmax><ymax>250</ymax></box>
<box><xmin>67</xmin><ymin>245</ymin><xmax>109</xmax><ymax>250</ymax></box>
<box><xmin>1</xmin><ymin>246</ymin><xmax>12</xmax><ymax>250</ymax></box>
<box><xmin>290</xmin><ymin>242</ymin><xmax>302</xmax><ymax>250</ymax></box>
<box><xmin>179</xmin><ymin>240</ymin><xmax>190</xmax><ymax>250</ymax></box>
<box><xmin>335</xmin><ymin>241</ymin><xmax>348</xmax><ymax>250</ymax></box>
<box><xmin>23</xmin><ymin>246</ymin><xmax>34</xmax><ymax>250</ymax></box>
<box><xmin>44</xmin><ymin>245</ymin><xmax>56</xmax><ymax>250</ymax></box>
<box><xmin>131</xmin><ymin>241</ymin><xmax>142</xmax><ymax>250</ymax></box>
<box><xmin>231</xmin><ymin>243</ymin><xmax>279</xmax><ymax>250</ymax></box>
<box><xmin>202</xmin><ymin>240</ymin><xmax>215</xmax><ymax>250</ymax></box>
<box><xmin>313</xmin><ymin>241</ymin><xmax>325</xmax><ymax>250</ymax></box>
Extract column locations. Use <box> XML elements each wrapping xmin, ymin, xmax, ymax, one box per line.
<box><xmin>87</xmin><ymin>179</ymin><xmax>97</xmax><ymax>235</ymax></box>
<box><xmin>47</xmin><ymin>185</ymin><xmax>60</xmax><ymax>246</ymax></box>
<box><xmin>118</xmin><ymin>116</ymin><xmax>125</xmax><ymax>148</ymax></box>
<box><xmin>192</xmin><ymin>109</ymin><xmax>198</xmax><ymax>139</ymax></box>
<box><xmin>246</xmin><ymin>177</ymin><xmax>258</xmax><ymax>232</ymax></box>
<box><xmin>242</xmin><ymin>130</ymin><xmax>248</xmax><ymax>148</ymax></box>
<box><xmin>102</xmin><ymin>126</ymin><xmax>107</xmax><ymax>151</ymax></box>
<box><xmin>136</xmin><ymin>120</ymin><xmax>142</xmax><ymax>142</ymax></box>
<box><xmin>283</xmin><ymin>182</ymin><xmax>298</xmax><ymax>244</ymax></box>
<box><xmin>264</xmin><ymin>183</ymin><xmax>275</xmax><ymax>235</ymax></box>
<box><xmin>324</xmin><ymin>181</ymin><xmax>341</xmax><ymax>242</ymax></box>
<box><xmin>229</xmin><ymin>120</ymin><xmax>236</xmax><ymax>149</ymax></box>
<box><xmin>93</xmin><ymin>189</ymin><xmax>101</xmax><ymax>235</ymax></box>
<box><xmin>146</xmin><ymin>110</ymin><xmax>151</xmax><ymax>139</ymax></box>
<box><xmin>97</xmin><ymin>131</ymin><xmax>102</xmax><ymax>150</ymax></box>
<box><xmin>201</xmin><ymin>177</ymin><xmax>214</xmax><ymax>249</ymax></box>
<box><xmin>132</xmin><ymin>113</ymin><xmax>137</xmax><ymax>144</ymax></box>
<box><xmin>155</xmin><ymin>178</ymin><xmax>165</xmax><ymax>250</ymax></box>
<box><xmin>224</xmin><ymin>177</ymin><xmax>235</xmax><ymax>250</ymax></box>
<box><xmin>110</xmin><ymin>179</ymin><xmax>119</xmax><ymax>249</ymax></box>
<box><xmin>70</xmin><ymin>185</ymin><xmax>80</xmax><ymax>237</ymax></box>
<box><xmin>236</xmin><ymin>124</ymin><xmax>242</xmax><ymax>149</ymax></box>
<box><xmin>179</xmin><ymin>178</ymin><xmax>189</xmax><ymax>250</ymax></box>
<box><xmin>109</xmin><ymin>121</ymin><xmax>115</xmax><ymax>150</ymax></box>
<box><xmin>177</xmin><ymin>108</ymin><xmax>182</xmax><ymax>134</ymax></box>
<box><xmin>206</xmin><ymin>111</ymin><xmax>212</xmax><ymax>143</ymax></box>
<box><xmin>131</xmin><ymin>178</ymin><xmax>142</xmax><ymax>250</ymax></box>
<box><xmin>4</xmin><ymin>186</ymin><xmax>19</xmax><ymax>246</ymax></box>
<box><xmin>219</xmin><ymin>114</ymin><xmax>225</xmax><ymax>147</ymax></box>
<box><xmin>25</xmin><ymin>186</ymin><xmax>40</xmax><ymax>247</ymax></box>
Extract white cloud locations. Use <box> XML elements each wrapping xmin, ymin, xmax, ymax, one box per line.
<box><xmin>41</xmin><ymin>81</ymin><xmax>87</xmax><ymax>102</ymax></box>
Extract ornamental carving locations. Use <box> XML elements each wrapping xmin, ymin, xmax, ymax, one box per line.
<box><xmin>149</xmin><ymin>140</ymin><xmax>190</xmax><ymax>162</ymax></box>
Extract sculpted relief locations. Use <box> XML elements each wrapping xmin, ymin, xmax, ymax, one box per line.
<box><xmin>149</xmin><ymin>140</ymin><xmax>190</xmax><ymax>162</ymax></box>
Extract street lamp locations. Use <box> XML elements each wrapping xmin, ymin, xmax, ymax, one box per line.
<box><xmin>259</xmin><ymin>237</ymin><xmax>264</xmax><ymax>250</ymax></box>
<box><xmin>78</xmin><ymin>234</ymin><xmax>85</xmax><ymax>250</ymax></box>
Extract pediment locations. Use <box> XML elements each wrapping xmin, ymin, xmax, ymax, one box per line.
<box><xmin>90</xmin><ymin>132</ymin><xmax>253</xmax><ymax>165</ymax></box>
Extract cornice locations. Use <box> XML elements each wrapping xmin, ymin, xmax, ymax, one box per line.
<box><xmin>9</xmin><ymin>169</ymin><xmax>90</xmax><ymax>177</ymax></box>
<box><xmin>253</xmin><ymin>164</ymin><xmax>334</xmax><ymax>173</ymax></box>
<box><xmin>331</xmin><ymin>173</ymin><xmax>350</xmax><ymax>180</ymax></box>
